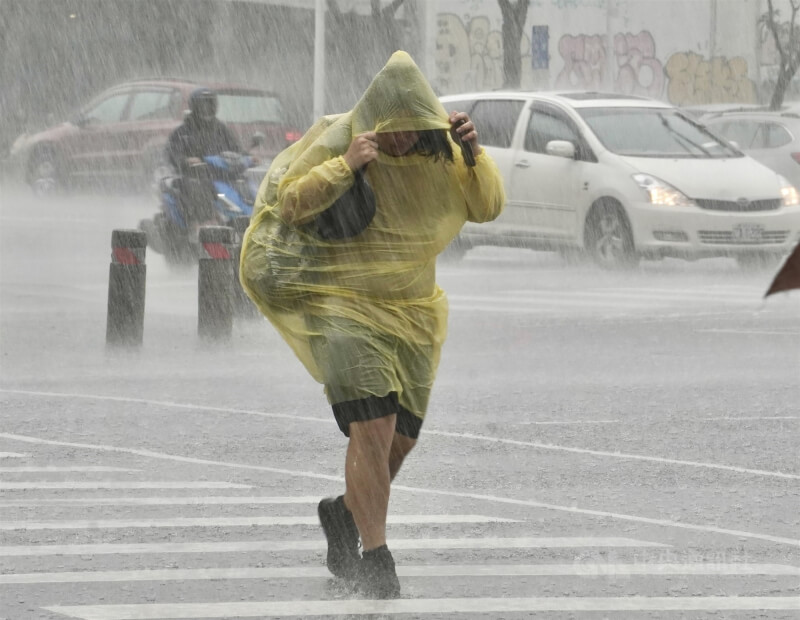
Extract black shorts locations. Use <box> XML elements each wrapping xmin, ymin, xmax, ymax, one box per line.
<box><xmin>332</xmin><ymin>392</ymin><xmax>424</xmax><ymax>439</ymax></box>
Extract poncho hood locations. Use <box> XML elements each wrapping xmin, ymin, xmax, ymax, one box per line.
<box><xmin>351</xmin><ymin>50</ymin><xmax>451</xmax><ymax>135</ymax></box>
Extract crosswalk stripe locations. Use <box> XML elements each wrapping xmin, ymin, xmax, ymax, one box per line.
<box><xmin>447</xmin><ymin>301</ymin><xmax>746</xmax><ymax>317</ymax></box>
<box><xmin>697</xmin><ymin>328</ymin><xmax>800</xmax><ymax>336</ymax></box>
<box><xmin>0</xmin><ymin>536</ymin><xmax>666</xmax><ymax>556</ymax></box>
<box><xmin>504</xmin><ymin>289</ymin><xmax>755</xmax><ymax>302</ymax></box>
<box><xmin>44</xmin><ymin>596</ymin><xmax>800</xmax><ymax>618</ymax></box>
<box><xmin>0</xmin><ymin>514</ymin><xmax>518</xmax><ymax>531</ymax></box>
<box><xmin>602</xmin><ymin>286</ymin><xmax>759</xmax><ymax>296</ymax></box>
<box><xmin>0</xmin><ymin>496</ymin><xmax>320</xmax><ymax>507</ymax></box>
<box><xmin>0</xmin><ymin>466</ymin><xmax>137</xmax><ymax>473</ymax></box>
<box><xmin>450</xmin><ymin>294</ymin><xmax>655</xmax><ymax>309</ymax></box>
<box><xmin>0</xmin><ymin>481</ymin><xmax>251</xmax><ymax>489</ymax></box>
<box><xmin>5</xmin><ymin>563</ymin><xmax>798</xmax><ymax>584</ymax></box>
<box><xmin>0</xmin><ymin>452</ymin><xmax>28</xmax><ymax>458</ymax></box>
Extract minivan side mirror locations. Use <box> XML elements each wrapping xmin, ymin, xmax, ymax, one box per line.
<box><xmin>546</xmin><ymin>140</ymin><xmax>576</xmax><ymax>159</ymax></box>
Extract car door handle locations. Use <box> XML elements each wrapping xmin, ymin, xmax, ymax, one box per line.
<box><xmin>515</xmin><ymin>160</ymin><xmax>530</xmax><ymax>168</ymax></box>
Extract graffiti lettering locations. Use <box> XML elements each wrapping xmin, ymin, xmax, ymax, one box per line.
<box><xmin>435</xmin><ymin>13</ymin><xmax>533</xmax><ymax>93</ymax></box>
<box><xmin>614</xmin><ymin>31</ymin><xmax>664</xmax><ymax>98</ymax></box>
<box><xmin>555</xmin><ymin>34</ymin><xmax>607</xmax><ymax>90</ymax></box>
<box><xmin>665</xmin><ymin>52</ymin><xmax>756</xmax><ymax>105</ymax></box>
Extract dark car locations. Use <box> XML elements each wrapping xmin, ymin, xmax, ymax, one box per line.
<box><xmin>8</xmin><ymin>77</ymin><xmax>301</xmax><ymax>194</ymax></box>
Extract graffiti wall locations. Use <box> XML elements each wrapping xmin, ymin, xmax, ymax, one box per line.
<box><xmin>436</xmin><ymin>13</ymin><xmax>520</xmax><ymax>93</ymax></box>
<box><xmin>433</xmin><ymin>0</ymin><xmax>762</xmax><ymax>105</ymax></box>
<box><xmin>553</xmin><ymin>31</ymin><xmax>755</xmax><ymax>104</ymax></box>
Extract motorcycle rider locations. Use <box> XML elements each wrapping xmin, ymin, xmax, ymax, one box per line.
<box><xmin>165</xmin><ymin>87</ymin><xmax>243</xmax><ymax>236</ymax></box>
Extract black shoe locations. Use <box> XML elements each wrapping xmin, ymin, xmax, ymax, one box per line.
<box><xmin>318</xmin><ymin>496</ymin><xmax>360</xmax><ymax>580</ymax></box>
<box><xmin>357</xmin><ymin>544</ymin><xmax>401</xmax><ymax>599</ymax></box>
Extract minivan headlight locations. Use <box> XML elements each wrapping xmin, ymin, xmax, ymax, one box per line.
<box><xmin>633</xmin><ymin>173</ymin><xmax>694</xmax><ymax>207</ymax></box>
<box><xmin>778</xmin><ymin>175</ymin><xmax>800</xmax><ymax>206</ymax></box>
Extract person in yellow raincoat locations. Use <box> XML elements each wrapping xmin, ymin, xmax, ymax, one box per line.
<box><xmin>240</xmin><ymin>51</ymin><xmax>505</xmax><ymax>598</ymax></box>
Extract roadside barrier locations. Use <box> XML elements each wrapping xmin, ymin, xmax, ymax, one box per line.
<box><xmin>198</xmin><ymin>226</ymin><xmax>235</xmax><ymax>341</ymax></box>
<box><xmin>106</xmin><ymin>229</ymin><xmax>147</xmax><ymax>347</ymax></box>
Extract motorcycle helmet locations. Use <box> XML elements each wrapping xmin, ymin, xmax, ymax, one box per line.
<box><xmin>189</xmin><ymin>87</ymin><xmax>218</xmax><ymax>121</ymax></box>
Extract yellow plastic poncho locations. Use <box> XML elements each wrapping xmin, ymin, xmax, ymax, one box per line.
<box><xmin>240</xmin><ymin>51</ymin><xmax>505</xmax><ymax>417</ymax></box>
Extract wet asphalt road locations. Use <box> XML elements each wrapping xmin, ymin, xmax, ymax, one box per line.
<box><xmin>0</xmin><ymin>186</ymin><xmax>798</xmax><ymax>619</ymax></box>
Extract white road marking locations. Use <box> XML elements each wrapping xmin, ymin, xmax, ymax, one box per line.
<box><xmin>448</xmin><ymin>302</ymin><xmax>752</xmax><ymax>320</ymax></box>
<box><xmin>506</xmin><ymin>288</ymin><xmax>756</xmax><ymax>302</ymax></box>
<box><xmin>600</xmin><ymin>286</ymin><xmax>759</xmax><ymax>297</ymax></box>
<box><xmin>0</xmin><ymin>514</ymin><xmax>516</xmax><ymax>531</ymax></box>
<box><xmin>44</xmin><ymin>596</ymin><xmax>800</xmax><ymax>618</ymax></box>
<box><xmin>0</xmin><ymin>536</ymin><xmax>665</xmax><ymax>557</ymax></box>
<box><xmin>0</xmin><ymin>452</ymin><xmax>28</xmax><ymax>458</ymax></box>
<box><xmin>519</xmin><ymin>419</ymin><xmax>620</xmax><ymax>425</ymax></box>
<box><xmin>0</xmin><ymin>431</ymin><xmax>797</xmax><ymax>547</ymax></box>
<box><xmin>450</xmin><ymin>293</ymin><xmax>657</xmax><ymax>309</ymax></box>
<box><xmin>696</xmin><ymin>328</ymin><xmax>800</xmax><ymax>335</ymax></box>
<box><xmin>0</xmin><ymin>481</ymin><xmax>250</xmax><ymax>490</ymax></box>
<box><xmin>5</xmin><ymin>563</ymin><xmax>796</xmax><ymax>584</ymax></box>
<box><xmin>0</xmin><ymin>496</ymin><xmax>320</xmax><ymax>507</ymax></box>
<box><xmin>699</xmin><ymin>416</ymin><xmax>799</xmax><ymax>422</ymax></box>
<box><xmin>0</xmin><ymin>466</ymin><xmax>137</xmax><ymax>473</ymax></box>
<box><xmin>429</xmin><ymin>429</ymin><xmax>800</xmax><ymax>480</ymax></box>
<box><xmin>1</xmin><ymin>391</ymin><xmax>794</xmax><ymax>479</ymax></box>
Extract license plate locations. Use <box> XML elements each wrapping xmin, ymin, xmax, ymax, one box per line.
<box><xmin>732</xmin><ymin>223</ymin><xmax>764</xmax><ymax>242</ymax></box>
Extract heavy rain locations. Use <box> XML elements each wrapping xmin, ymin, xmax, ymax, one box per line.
<box><xmin>0</xmin><ymin>1</ymin><xmax>798</xmax><ymax>618</ymax></box>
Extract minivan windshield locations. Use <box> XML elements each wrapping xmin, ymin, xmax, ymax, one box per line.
<box><xmin>578</xmin><ymin>107</ymin><xmax>741</xmax><ymax>158</ymax></box>
<box><xmin>217</xmin><ymin>93</ymin><xmax>284</xmax><ymax>124</ymax></box>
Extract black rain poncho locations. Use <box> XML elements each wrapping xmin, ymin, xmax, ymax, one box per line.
<box><xmin>240</xmin><ymin>51</ymin><xmax>505</xmax><ymax>417</ymax></box>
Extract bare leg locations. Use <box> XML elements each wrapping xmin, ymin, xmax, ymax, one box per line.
<box><xmin>343</xmin><ymin>415</ymin><xmax>396</xmax><ymax>551</ymax></box>
<box><xmin>389</xmin><ymin>432</ymin><xmax>417</xmax><ymax>481</ymax></box>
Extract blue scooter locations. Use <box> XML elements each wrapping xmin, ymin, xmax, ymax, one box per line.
<box><xmin>140</xmin><ymin>151</ymin><xmax>260</xmax><ymax>266</ymax></box>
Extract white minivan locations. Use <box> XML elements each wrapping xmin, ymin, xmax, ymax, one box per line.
<box><xmin>441</xmin><ymin>91</ymin><xmax>800</xmax><ymax>268</ymax></box>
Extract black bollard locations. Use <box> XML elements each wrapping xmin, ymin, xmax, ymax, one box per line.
<box><xmin>232</xmin><ymin>215</ymin><xmax>251</xmax><ymax>241</ymax></box>
<box><xmin>106</xmin><ymin>229</ymin><xmax>147</xmax><ymax>347</ymax></box>
<box><xmin>231</xmin><ymin>215</ymin><xmax>258</xmax><ymax>319</ymax></box>
<box><xmin>198</xmin><ymin>226</ymin><xmax>234</xmax><ymax>341</ymax></box>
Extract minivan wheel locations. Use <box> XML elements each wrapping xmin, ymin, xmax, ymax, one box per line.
<box><xmin>585</xmin><ymin>199</ymin><xmax>639</xmax><ymax>269</ymax></box>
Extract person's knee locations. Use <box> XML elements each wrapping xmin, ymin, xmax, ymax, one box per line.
<box><xmin>349</xmin><ymin>415</ymin><xmax>396</xmax><ymax>452</ymax></box>
<box><xmin>391</xmin><ymin>433</ymin><xmax>416</xmax><ymax>458</ymax></box>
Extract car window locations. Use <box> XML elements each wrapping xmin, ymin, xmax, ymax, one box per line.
<box><xmin>765</xmin><ymin>122</ymin><xmax>792</xmax><ymax>148</ymax></box>
<box><xmin>217</xmin><ymin>94</ymin><xmax>284</xmax><ymax>123</ymax></box>
<box><xmin>129</xmin><ymin>90</ymin><xmax>179</xmax><ymax>121</ymax></box>
<box><xmin>469</xmin><ymin>100</ymin><xmax>523</xmax><ymax>148</ymax></box>
<box><xmin>580</xmin><ymin>108</ymin><xmax>740</xmax><ymax>158</ymax></box>
<box><xmin>525</xmin><ymin>107</ymin><xmax>579</xmax><ymax>154</ymax></box>
<box><xmin>84</xmin><ymin>93</ymin><xmax>130</xmax><ymax>124</ymax></box>
<box><xmin>713</xmin><ymin>120</ymin><xmax>758</xmax><ymax>148</ymax></box>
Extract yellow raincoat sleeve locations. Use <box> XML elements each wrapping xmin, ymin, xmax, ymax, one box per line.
<box><xmin>454</xmin><ymin>149</ymin><xmax>506</xmax><ymax>223</ymax></box>
<box><xmin>276</xmin><ymin>117</ymin><xmax>359</xmax><ymax>226</ymax></box>
<box><xmin>278</xmin><ymin>155</ymin><xmax>355</xmax><ymax>226</ymax></box>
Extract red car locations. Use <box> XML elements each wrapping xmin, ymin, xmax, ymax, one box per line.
<box><xmin>9</xmin><ymin>78</ymin><xmax>301</xmax><ymax>194</ymax></box>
